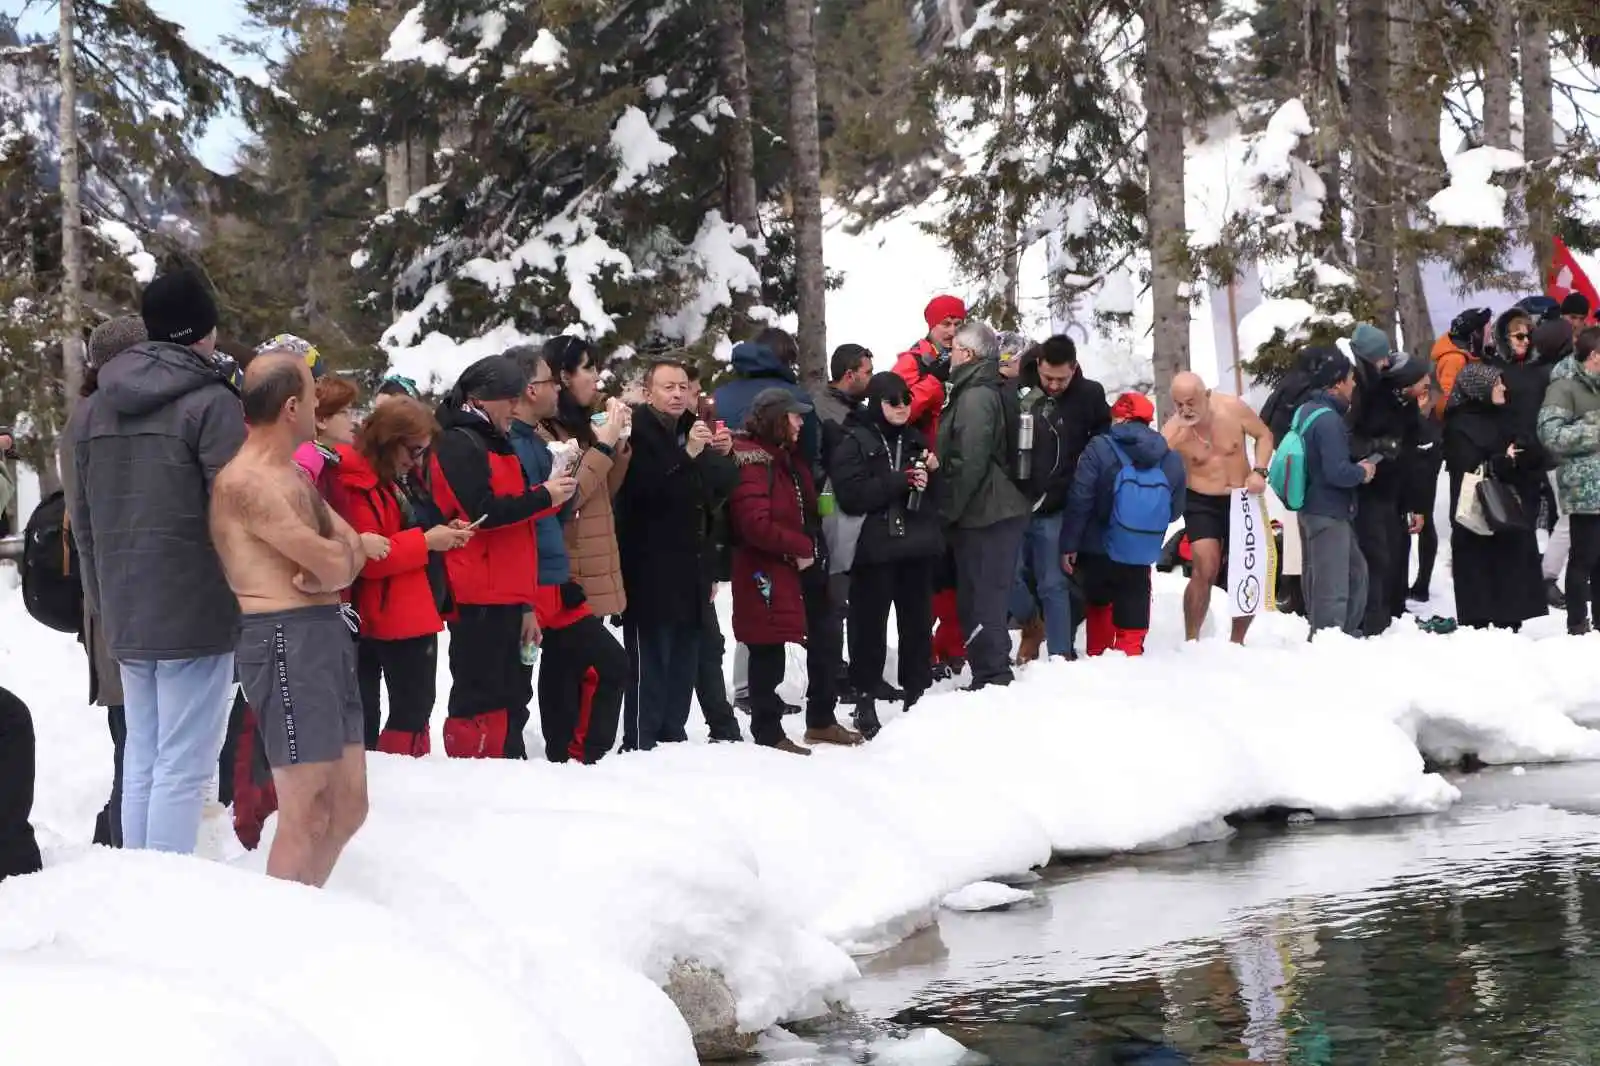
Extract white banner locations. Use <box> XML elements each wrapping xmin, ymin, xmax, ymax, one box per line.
<box><xmin>1227</xmin><ymin>490</ymin><xmax>1276</xmax><ymax>618</ymax></box>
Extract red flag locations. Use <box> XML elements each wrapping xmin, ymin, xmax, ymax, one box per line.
<box><xmin>1550</xmin><ymin>237</ymin><xmax>1599</xmax><ymax>322</ymax></box>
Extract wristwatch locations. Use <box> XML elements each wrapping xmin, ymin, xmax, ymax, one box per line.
<box><xmin>1251</xmin><ymin>466</ymin><xmax>1269</xmax><ymax>478</ymax></box>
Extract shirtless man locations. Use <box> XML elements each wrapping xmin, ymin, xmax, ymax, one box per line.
<box><xmin>1162</xmin><ymin>372</ymin><xmax>1276</xmax><ymax>644</ymax></box>
<box><xmin>211</xmin><ymin>355</ymin><xmax>369</xmax><ymax>886</ymax></box>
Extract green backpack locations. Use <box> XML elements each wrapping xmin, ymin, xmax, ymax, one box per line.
<box><xmin>1267</xmin><ymin>405</ymin><xmax>1332</xmax><ymax>510</ymax></box>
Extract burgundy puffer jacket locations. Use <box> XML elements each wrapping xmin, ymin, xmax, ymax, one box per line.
<box><xmin>728</xmin><ymin>439</ymin><xmax>817</xmax><ymax>646</ymax></box>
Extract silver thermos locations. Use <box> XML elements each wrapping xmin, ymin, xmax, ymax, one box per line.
<box><xmin>1016</xmin><ymin>410</ymin><xmax>1034</xmax><ymax>480</ymax></box>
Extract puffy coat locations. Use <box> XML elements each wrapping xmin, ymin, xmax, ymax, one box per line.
<box><xmin>714</xmin><ymin>342</ymin><xmax>821</xmax><ymax>465</ymax></box>
<box><xmin>333</xmin><ymin>448</ymin><xmax>444</xmax><ymax>641</ymax></box>
<box><xmin>1538</xmin><ymin>356</ymin><xmax>1600</xmax><ymax>514</ymax></box>
<box><xmin>892</xmin><ymin>338</ymin><xmax>949</xmax><ymax>440</ymax></box>
<box><xmin>1430</xmin><ymin>333</ymin><xmax>1477</xmax><ymax>419</ymax></box>
<box><xmin>936</xmin><ymin>357</ymin><xmax>1032</xmax><ymax>529</ymax></box>
<box><xmin>728</xmin><ymin>439</ymin><xmax>817</xmax><ymax>646</ymax></box>
<box><xmin>616</xmin><ymin>405</ymin><xmax>740</xmax><ymax>628</ymax></box>
<box><xmin>828</xmin><ymin>411</ymin><xmax>944</xmax><ymax>565</ymax></box>
<box><xmin>540</xmin><ymin>420</ymin><xmax>631</xmax><ymax>618</ymax></box>
<box><xmin>429</xmin><ymin>404</ymin><xmax>557</xmax><ymax>608</ymax></box>
<box><xmin>1059</xmin><ymin>421</ymin><xmax>1187</xmax><ymax>556</ymax></box>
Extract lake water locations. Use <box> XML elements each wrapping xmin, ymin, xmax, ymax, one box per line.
<box><xmin>763</xmin><ymin>767</ymin><xmax>1600</xmax><ymax>1065</ymax></box>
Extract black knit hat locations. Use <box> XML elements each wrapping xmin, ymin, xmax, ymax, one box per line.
<box><xmin>1563</xmin><ymin>292</ymin><xmax>1593</xmax><ymax>319</ymax></box>
<box><xmin>1305</xmin><ymin>346</ymin><xmax>1354</xmax><ymax>390</ymax></box>
<box><xmin>140</xmin><ymin>270</ymin><xmax>219</xmax><ymax>346</ymax></box>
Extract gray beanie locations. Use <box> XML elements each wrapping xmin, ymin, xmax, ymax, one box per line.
<box><xmin>87</xmin><ymin>315</ymin><xmax>149</xmax><ymax>371</ymax></box>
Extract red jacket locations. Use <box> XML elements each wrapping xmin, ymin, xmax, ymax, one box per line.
<box><xmin>728</xmin><ymin>439</ymin><xmax>816</xmax><ymax>646</ymax></box>
<box><xmin>332</xmin><ymin>447</ymin><xmax>443</xmax><ymax>641</ymax></box>
<box><xmin>428</xmin><ymin>406</ymin><xmax>556</xmax><ymax>608</ymax></box>
<box><xmin>893</xmin><ymin>339</ymin><xmax>949</xmax><ymax>440</ymax></box>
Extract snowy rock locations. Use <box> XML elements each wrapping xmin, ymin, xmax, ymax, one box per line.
<box><xmin>940</xmin><ymin>881</ymin><xmax>1035</xmax><ymax>911</ymax></box>
<box><xmin>870</xmin><ymin>1028</ymin><xmax>971</xmax><ymax>1065</ymax></box>
<box><xmin>663</xmin><ymin>959</ymin><xmax>755</xmax><ymax>1060</ymax></box>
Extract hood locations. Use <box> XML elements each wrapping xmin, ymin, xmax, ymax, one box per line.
<box><xmin>97</xmin><ymin>341</ymin><xmax>231</xmax><ymax>417</ymax></box>
<box><xmin>1430</xmin><ymin>332</ymin><xmax>1472</xmax><ymax>364</ymax></box>
<box><xmin>1306</xmin><ymin>390</ymin><xmax>1352</xmax><ymax>416</ymax></box>
<box><xmin>436</xmin><ymin>399</ymin><xmax>506</xmax><ymax>441</ymax></box>
<box><xmin>1555</xmin><ymin>354</ymin><xmax>1600</xmax><ymax>392</ymax></box>
<box><xmin>333</xmin><ymin>444</ymin><xmax>380</xmax><ymax>492</ymax></box>
<box><xmin>1107</xmin><ymin>421</ymin><xmax>1169</xmax><ymax>467</ymax></box>
<box><xmin>1531</xmin><ymin>318</ymin><xmax>1576</xmax><ymax>364</ymax></box>
<box><xmin>730</xmin><ymin>342</ymin><xmax>796</xmax><ymax>382</ymax></box>
<box><xmin>1489</xmin><ymin>308</ymin><xmax>1544</xmax><ymax>366</ymax></box>
<box><xmin>732</xmin><ymin>436</ymin><xmax>785</xmax><ymax>466</ymax></box>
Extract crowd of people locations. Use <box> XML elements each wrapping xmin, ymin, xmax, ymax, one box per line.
<box><xmin>0</xmin><ymin>269</ymin><xmax>1595</xmax><ymax>888</ymax></box>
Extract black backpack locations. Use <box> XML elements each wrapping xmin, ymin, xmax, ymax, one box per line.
<box><xmin>22</xmin><ymin>490</ymin><xmax>84</xmax><ymax>634</ymax></box>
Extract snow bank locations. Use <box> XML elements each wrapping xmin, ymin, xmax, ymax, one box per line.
<box><xmin>8</xmin><ymin>572</ymin><xmax>1600</xmax><ymax>1064</ymax></box>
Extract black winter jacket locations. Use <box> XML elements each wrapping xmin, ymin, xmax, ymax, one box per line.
<box><xmin>1009</xmin><ymin>361</ymin><xmax>1110</xmax><ymax>514</ymax></box>
<box><xmin>829</xmin><ymin>411</ymin><xmax>944</xmax><ymax>566</ymax></box>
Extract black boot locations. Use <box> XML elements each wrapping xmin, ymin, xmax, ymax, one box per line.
<box><xmin>1547</xmin><ymin>578</ymin><xmax>1567</xmax><ymax>609</ymax></box>
<box><xmin>852</xmin><ymin>700</ymin><xmax>882</xmax><ymax>741</ymax></box>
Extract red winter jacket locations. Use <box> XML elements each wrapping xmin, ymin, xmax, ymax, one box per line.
<box><xmin>428</xmin><ymin>405</ymin><xmax>557</xmax><ymax>608</ymax></box>
<box><xmin>332</xmin><ymin>447</ymin><xmax>442</xmax><ymax>641</ymax></box>
<box><xmin>893</xmin><ymin>339</ymin><xmax>949</xmax><ymax>441</ymax></box>
<box><xmin>728</xmin><ymin>438</ymin><xmax>816</xmax><ymax>646</ymax></box>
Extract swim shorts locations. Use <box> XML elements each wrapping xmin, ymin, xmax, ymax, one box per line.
<box><xmin>1184</xmin><ymin>490</ymin><xmax>1233</xmax><ymax>590</ymax></box>
<box><xmin>236</xmin><ymin>605</ymin><xmax>364</xmax><ymax>768</ymax></box>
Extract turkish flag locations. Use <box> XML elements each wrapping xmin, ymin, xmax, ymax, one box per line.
<box><xmin>1550</xmin><ymin>237</ymin><xmax>1599</xmax><ymax>322</ymax></box>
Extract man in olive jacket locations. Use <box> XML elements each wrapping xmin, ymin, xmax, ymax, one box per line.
<box><xmin>1538</xmin><ymin>325</ymin><xmax>1600</xmax><ymax>634</ymax></box>
<box><xmin>937</xmin><ymin>321</ymin><xmax>1032</xmax><ymax>689</ymax></box>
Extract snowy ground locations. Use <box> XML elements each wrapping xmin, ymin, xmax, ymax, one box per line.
<box><xmin>6</xmin><ymin>549</ymin><xmax>1600</xmax><ymax>1064</ymax></box>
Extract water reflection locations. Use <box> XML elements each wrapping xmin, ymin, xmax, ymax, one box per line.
<box><xmin>891</xmin><ymin>850</ymin><xmax>1600</xmax><ymax>1064</ymax></box>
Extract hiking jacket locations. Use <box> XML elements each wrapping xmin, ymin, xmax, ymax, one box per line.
<box><xmin>429</xmin><ymin>404</ymin><xmax>555</xmax><ymax>608</ymax></box>
<box><xmin>616</xmin><ymin>405</ymin><xmax>740</xmax><ymax>628</ymax></box>
<box><xmin>66</xmin><ymin>341</ymin><xmax>245</xmax><ymax>661</ymax></box>
<box><xmin>1011</xmin><ymin>363</ymin><xmax>1111</xmax><ymax>514</ymax></box>
<box><xmin>1059</xmin><ymin>422</ymin><xmax>1185</xmax><ymax>557</ymax></box>
<box><xmin>1430</xmin><ymin>333</ymin><xmax>1477</xmax><ymax>419</ymax></box>
<box><xmin>810</xmin><ymin>384</ymin><xmax>859</xmax><ymax>473</ymax></box>
<box><xmin>936</xmin><ymin>357</ymin><xmax>1032</xmax><ymax>529</ymax></box>
<box><xmin>333</xmin><ymin>447</ymin><xmax>444</xmax><ymax>642</ymax></box>
<box><xmin>509</xmin><ymin>419</ymin><xmax>577</xmax><ymax>586</ymax></box>
<box><xmin>539</xmin><ymin>420</ymin><xmax>631</xmax><ymax>618</ymax></box>
<box><xmin>728</xmin><ymin>438</ymin><xmax>817</xmax><ymax>646</ymax></box>
<box><xmin>893</xmin><ymin>338</ymin><xmax>950</xmax><ymax>439</ymax></box>
<box><xmin>713</xmin><ymin>342</ymin><xmax>821</xmax><ymax>465</ymax></box>
<box><xmin>827</xmin><ymin>410</ymin><xmax>944</xmax><ymax>565</ymax></box>
<box><xmin>1298</xmin><ymin>393</ymin><xmax>1367</xmax><ymax>521</ymax></box>
<box><xmin>1538</xmin><ymin>356</ymin><xmax>1600</xmax><ymax>514</ymax></box>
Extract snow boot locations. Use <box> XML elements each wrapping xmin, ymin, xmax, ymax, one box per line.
<box><xmin>1085</xmin><ymin>604</ymin><xmax>1116</xmax><ymax>657</ymax></box>
<box><xmin>804</xmin><ymin>723</ymin><xmax>864</xmax><ymax>747</ymax></box>
<box><xmin>442</xmin><ymin>710</ymin><xmax>508</xmax><ymax>759</ymax></box>
<box><xmin>1015</xmin><ymin>615</ymin><xmax>1046</xmax><ymax>665</ymax></box>
<box><xmin>376</xmin><ymin>729</ymin><xmax>431</xmax><ymax>757</ymax></box>
<box><xmin>852</xmin><ymin>700</ymin><xmax>882</xmax><ymax>741</ymax></box>
<box><xmin>1570</xmin><ymin>620</ymin><xmax>1593</xmax><ymax>637</ymax></box>
<box><xmin>759</xmin><ymin>736</ymin><xmax>812</xmax><ymax>756</ymax></box>
<box><xmin>1111</xmin><ymin>628</ymin><xmax>1148</xmax><ymax>656</ymax></box>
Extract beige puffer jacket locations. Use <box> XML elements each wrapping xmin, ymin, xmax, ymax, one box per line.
<box><xmin>538</xmin><ymin>420</ymin><xmax>631</xmax><ymax>618</ymax></box>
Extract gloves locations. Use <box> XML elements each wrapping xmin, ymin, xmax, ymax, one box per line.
<box><xmin>925</xmin><ymin>355</ymin><xmax>951</xmax><ymax>383</ymax></box>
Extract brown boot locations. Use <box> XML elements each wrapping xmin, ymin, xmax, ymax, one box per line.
<box><xmin>804</xmin><ymin>723</ymin><xmax>863</xmax><ymax>747</ymax></box>
<box><xmin>1015</xmin><ymin>615</ymin><xmax>1046</xmax><ymax>665</ymax></box>
<box><xmin>769</xmin><ymin>737</ymin><xmax>812</xmax><ymax>756</ymax></box>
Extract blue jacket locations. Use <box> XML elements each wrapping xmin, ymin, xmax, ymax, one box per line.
<box><xmin>509</xmin><ymin>419</ymin><xmax>575</xmax><ymax>585</ymax></box>
<box><xmin>1298</xmin><ymin>392</ymin><xmax>1367</xmax><ymax>520</ymax></box>
<box><xmin>1059</xmin><ymin>421</ymin><xmax>1186</xmax><ymax>556</ymax></box>
<box><xmin>714</xmin><ymin>342</ymin><xmax>821</xmax><ymax>466</ymax></box>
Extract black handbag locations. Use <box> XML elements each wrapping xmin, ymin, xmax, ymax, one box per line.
<box><xmin>1476</xmin><ymin>475</ymin><xmax>1533</xmax><ymax>534</ymax></box>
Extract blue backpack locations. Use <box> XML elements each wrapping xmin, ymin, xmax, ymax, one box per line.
<box><xmin>1267</xmin><ymin>405</ymin><xmax>1332</xmax><ymax>511</ymax></box>
<box><xmin>1103</xmin><ymin>440</ymin><xmax>1174</xmax><ymax>565</ymax></box>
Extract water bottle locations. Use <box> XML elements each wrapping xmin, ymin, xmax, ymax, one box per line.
<box><xmin>1016</xmin><ymin>410</ymin><xmax>1034</xmax><ymax>481</ymax></box>
<box><xmin>906</xmin><ymin>455</ymin><xmax>927</xmax><ymax>512</ymax></box>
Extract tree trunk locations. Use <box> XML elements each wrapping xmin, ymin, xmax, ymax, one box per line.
<box><xmin>58</xmin><ymin>0</ymin><xmax>86</xmax><ymax>420</ymax></box>
<box><xmin>1349</xmin><ymin>0</ymin><xmax>1397</xmax><ymax>341</ymax></box>
<box><xmin>715</xmin><ymin>0</ymin><xmax>761</xmax><ymax>331</ymax></box>
<box><xmin>1483</xmin><ymin>3</ymin><xmax>1514</xmax><ymax>149</ymax></box>
<box><xmin>1145</xmin><ymin>0</ymin><xmax>1189</xmax><ymax>419</ymax></box>
<box><xmin>999</xmin><ymin>62</ymin><xmax>1021</xmax><ymax>326</ymax></box>
<box><xmin>785</xmin><ymin>0</ymin><xmax>827</xmax><ymax>388</ymax></box>
<box><xmin>1312</xmin><ymin>0</ymin><xmax>1344</xmax><ymax>258</ymax></box>
<box><xmin>1521</xmin><ymin>6</ymin><xmax>1555</xmax><ymax>287</ymax></box>
<box><xmin>1389</xmin><ymin>0</ymin><xmax>1433</xmax><ymax>359</ymax></box>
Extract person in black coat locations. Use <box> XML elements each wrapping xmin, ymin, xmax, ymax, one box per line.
<box><xmin>1399</xmin><ymin>371</ymin><xmax>1446</xmax><ymax>604</ymax></box>
<box><xmin>829</xmin><ymin>373</ymin><xmax>944</xmax><ymax>738</ymax></box>
<box><xmin>1346</xmin><ymin>325</ymin><xmax>1417</xmax><ymax>636</ymax></box>
<box><xmin>0</xmin><ymin>687</ymin><xmax>43</xmax><ymax>882</ymax></box>
<box><xmin>1443</xmin><ymin>362</ymin><xmax>1548</xmax><ymax>631</ymax></box>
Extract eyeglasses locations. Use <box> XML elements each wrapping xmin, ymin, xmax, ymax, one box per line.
<box><xmin>407</xmin><ymin>444</ymin><xmax>428</xmax><ymax>462</ymax></box>
<box><xmin>529</xmin><ymin>377</ymin><xmax>555</xmax><ymax>389</ymax></box>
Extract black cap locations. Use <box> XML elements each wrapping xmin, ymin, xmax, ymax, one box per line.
<box><xmin>1563</xmin><ymin>292</ymin><xmax>1593</xmax><ymax>319</ymax></box>
<box><xmin>140</xmin><ymin>270</ymin><xmax>219</xmax><ymax>346</ymax></box>
<box><xmin>749</xmin><ymin>386</ymin><xmax>813</xmax><ymax>418</ymax></box>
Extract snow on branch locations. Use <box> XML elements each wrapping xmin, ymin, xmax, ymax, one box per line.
<box><xmin>609</xmin><ymin>106</ymin><xmax>676</xmax><ymax>192</ymax></box>
<box><xmin>1426</xmin><ymin>146</ymin><xmax>1525</xmax><ymax>230</ymax></box>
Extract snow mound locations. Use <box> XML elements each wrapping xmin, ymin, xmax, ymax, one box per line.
<box><xmin>941</xmin><ymin>881</ymin><xmax>1034</xmax><ymax>911</ymax></box>
<box><xmin>869</xmin><ymin>1028</ymin><xmax>972</xmax><ymax>1065</ymax></box>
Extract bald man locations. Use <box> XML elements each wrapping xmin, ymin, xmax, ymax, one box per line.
<box><xmin>211</xmin><ymin>354</ymin><xmax>369</xmax><ymax>886</ymax></box>
<box><xmin>1162</xmin><ymin>372</ymin><xmax>1275</xmax><ymax>643</ymax></box>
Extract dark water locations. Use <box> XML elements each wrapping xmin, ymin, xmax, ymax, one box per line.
<box><xmin>766</xmin><ymin>779</ymin><xmax>1600</xmax><ymax>1065</ymax></box>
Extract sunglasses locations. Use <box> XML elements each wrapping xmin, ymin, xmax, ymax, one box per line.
<box><xmin>1510</xmin><ymin>332</ymin><xmax>1530</xmax><ymax>342</ymax></box>
<box><xmin>883</xmin><ymin>396</ymin><xmax>911</xmax><ymax>407</ymax></box>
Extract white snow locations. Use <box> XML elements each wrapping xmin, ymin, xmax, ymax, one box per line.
<box><xmin>1426</xmin><ymin>146</ymin><xmax>1525</xmax><ymax>229</ymax></box>
<box><xmin>652</xmin><ymin>211</ymin><xmax>764</xmax><ymax>345</ymax></box>
<box><xmin>941</xmin><ymin>881</ymin><xmax>1034</xmax><ymax>911</ymax></box>
<box><xmin>91</xmin><ymin>219</ymin><xmax>158</xmax><ymax>284</ymax></box>
<box><xmin>610</xmin><ymin>106</ymin><xmax>677</xmax><ymax>193</ymax></box>
<box><xmin>1235</xmin><ymin>296</ymin><xmax>1317</xmax><ymax>362</ymax></box>
<box><xmin>518</xmin><ymin>29</ymin><xmax>567</xmax><ymax>70</ymax></box>
<box><xmin>382</xmin><ymin>6</ymin><xmax>452</xmax><ymax>67</ymax></box>
<box><xmin>868</xmin><ymin>1028</ymin><xmax>971</xmax><ymax>1065</ymax></box>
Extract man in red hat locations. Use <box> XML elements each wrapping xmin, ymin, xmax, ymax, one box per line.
<box><xmin>894</xmin><ymin>294</ymin><xmax>966</xmax><ymax>440</ymax></box>
<box><xmin>1058</xmin><ymin>392</ymin><xmax>1186</xmax><ymax>656</ymax></box>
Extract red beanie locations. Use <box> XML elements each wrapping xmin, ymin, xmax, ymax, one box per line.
<box><xmin>923</xmin><ymin>295</ymin><xmax>967</xmax><ymax>329</ymax></box>
<box><xmin>1111</xmin><ymin>392</ymin><xmax>1155</xmax><ymax>424</ymax></box>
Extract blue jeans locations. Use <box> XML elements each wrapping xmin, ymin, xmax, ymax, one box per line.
<box><xmin>1009</xmin><ymin>512</ymin><xmax>1074</xmax><ymax>657</ymax></box>
<box><xmin>118</xmin><ymin>654</ymin><xmax>234</xmax><ymax>853</ymax></box>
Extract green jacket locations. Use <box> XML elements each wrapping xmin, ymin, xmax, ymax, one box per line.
<box><xmin>1537</xmin><ymin>356</ymin><xmax>1600</xmax><ymax>514</ymax></box>
<box><xmin>936</xmin><ymin>357</ymin><xmax>1031</xmax><ymax>528</ymax></box>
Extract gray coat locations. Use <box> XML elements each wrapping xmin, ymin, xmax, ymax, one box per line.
<box><xmin>67</xmin><ymin>341</ymin><xmax>246</xmax><ymax>661</ymax></box>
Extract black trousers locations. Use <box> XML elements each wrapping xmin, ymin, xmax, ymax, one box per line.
<box><xmin>1079</xmin><ymin>553</ymin><xmax>1153</xmax><ymax>629</ymax></box>
<box><xmin>695</xmin><ymin>599</ymin><xmax>743</xmax><ymax>741</ymax></box>
<box><xmin>622</xmin><ymin>620</ymin><xmax>700</xmax><ymax>751</ymax></box>
<box><xmin>1354</xmin><ymin>493</ymin><xmax>1400</xmax><ymax>637</ymax></box>
<box><xmin>0</xmin><ymin>687</ymin><xmax>42</xmax><ymax>882</ymax></box>
<box><xmin>534</xmin><ymin>614</ymin><xmax>626</xmax><ymax>763</ymax></box>
<box><xmin>848</xmin><ymin>557</ymin><xmax>933</xmax><ymax>703</ymax></box>
<box><xmin>1567</xmin><ymin>514</ymin><xmax>1600</xmax><ymax>631</ymax></box>
<box><xmin>952</xmin><ymin>515</ymin><xmax>1028</xmax><ymax>686</ymax></box>
<box><xmin>448</xmin><ymin>604</ymin><xmax>529</xmax><ymax>758</ymax></box>
<box><xmin>357</xmin><ymin>634</ymin><xmax>438</xmax><ymax>748</ymax></box>
<box><xmin>92</xmin><ymin>705</ymin><xmax>127</xmax><ymax>848</ymax></box>
<box><xmin>746</xmin><ymin>643</ymin><xmax>794</xmax><ymax>745</ymax></box>
<box><xmin>801</xmin><ymin>568</ymin><xmax>842</xmax><ymax>725</ymax></box>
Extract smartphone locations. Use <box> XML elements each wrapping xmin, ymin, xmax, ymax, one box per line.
<box><xmin>1364</xmin><ymin>453</ymin><xmax>1385</xmax><ymax>465</ymax></box>
<box><xmin>698</xmin><ymin>395</ymin><xmax>717</xmax><ymax>422</ymax></box>
<box><xmin>468</xmin><ymin>514</ymin><xmax>488</xmax><ymax>529</ymax></box>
